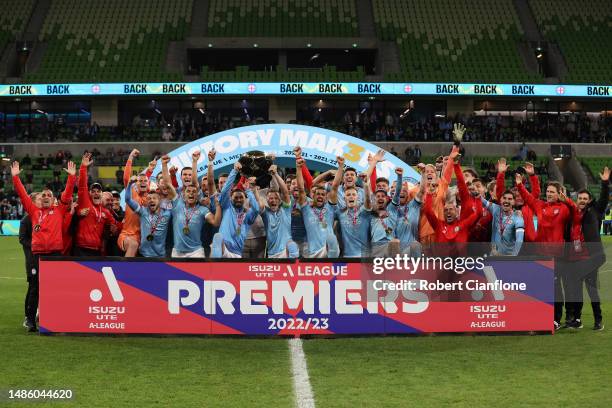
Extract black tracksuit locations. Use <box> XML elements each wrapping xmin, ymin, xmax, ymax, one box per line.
<box><xmin>563</xmin><ymin>180</ymin><xmax>608</xmax><ymax>323</ymax></box>
<box><xmin>19</xmin><ymin>215</ymin><xmax>37</xmax><ymax>323</ymax></box>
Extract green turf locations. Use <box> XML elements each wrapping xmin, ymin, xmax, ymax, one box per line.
<box><xmin>0</xmin><ymin>237</ymin><xmax>294</xmax><ymax>408</ymax></box>
<box><xmin>1</xmin><ymin>236</ymin><xmax>611</xmax><ymax>407</ymax></box>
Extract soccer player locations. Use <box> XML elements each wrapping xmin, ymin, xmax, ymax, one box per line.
<box><xmin>515</xmin><ymin>172</ymin><xmax>570</xmax><ymax>329</ymax></box>
<box><xmin>255</xmin><ymin>164</ymin><xmax>299</xmax><ymax>258</ymax></box>
<box><xmin>560</xmin><ymin>167</ymin><xmax>609</xmax><ymax>330</ymax></box>
<box><xmin>496</xmin><ymin>158</ymin><xmax>539</xmax><ymax>245</ymax></box>
<box><xmin>331</xmin><ymin>159</ymin><xmax>365</xmax><ymax>208</ymax></box>
<box><xmin>167</xmin><ymin>155</ymin><xmax>220</xmax><ymax>258</ymax></box>
<box><xmin>74</xmin><ymin>153</ymin><xmax>119</xmax><ymax>256</ymax></box>
<box><xmin>389</xmin><ymin>167</ymin><xmax>424</xmax><ymax>255</ymax></box>
<box><xmin>332</xmin><ymin>156</ymin><xmax>372</xmax><ymax>258</ymax></box>
<box><xmin>481</xmin><ymin>190</ymin><xmax>525</xmax><ymax>256</ymax></box>
<box><xmin>11</xmin><ymin>160</ymin><xmax>76</xmax><ymax>332</ymax></box>
<box><xmin>296</xmin><ymin>157</ymin><xmax>339</xmax><ymax>258</ymax></box>
<box><xmin>125</xmin><ymin>177</ymin><xmax>175</xmax><ymax>257</ymax></box>
<box><xmin>212</xmin><ymin>162</ymin><xmax>261</xmax><ymax>258</ymax></box>
<box><xmin>117</xmin><ymin>149</ymin><xmax>155</xmax><ymax>257</ymax></box>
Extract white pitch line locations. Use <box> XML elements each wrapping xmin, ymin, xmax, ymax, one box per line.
<box><xmin>289</xmin><ymin>338</ymin><xmax>315</xmax><ymax>408</ymax></box>
<box><xmin>0</xmin><ymin>276</ymin><xmax>21</xmax><ymax>279</ymax></box>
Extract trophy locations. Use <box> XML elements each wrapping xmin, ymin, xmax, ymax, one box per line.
<box><xmin>238</xmin><ymin>150</ymin><xmax>274</xmax><ymax>187</ymax></box>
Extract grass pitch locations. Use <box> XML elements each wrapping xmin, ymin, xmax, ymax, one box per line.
<box><xmin>1</xmin><ymin>236</ymin><xmax>611</xmax><ymax>407</ymax></box>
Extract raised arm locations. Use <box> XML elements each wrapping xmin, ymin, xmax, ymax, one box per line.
<box><xmin>595</xmin><ymin>167</ymin><xmax>610</xmax><ymax>216</ymax></box>
<box><xmin>311</xmin><ymin>169</ymin><xmax>334</xmax><ymax>188</ymax></box>
<box><xmin>10</xmin><ymin>162</ymin><xmax>34</xmax><ymax>215</ymax></box>
<box><xmin>366</xmin><ymin>149</ymin><xmax>385</xmax><ymax>181</ymax></box>
<box><xmin>524</xmin><ymin>162</ymin><xmax>540</xmax><ymax>199</ymax></box>
<box><xmin>207</xmin><ymin>148</ymin><xmax>217</xmax><ymax>194</ymax></box>
<box><xmin>125</xmin><ymin>178</ymin><xmax>140</xmax><ymax>212</ymax></box>
<box><xmin>516</xmin><ymin>173</ymin><xmax>539</xmax><ymax>212</ymax></box>
<box><xmin>161</xmin><ymin>155</ymin><xmax>177</xmax><ymax>200</ymax></box>
<box><xmin>496</xmin><ymin>158</ymin><xmax>508</xmax><ymax>201</ymax></box>
<box><xmin>145</xmin><ymin>156</ymin><xmax>157</xmax><ymax>180</ymax></box>
<box><xmin>123</xmin><ymin>149</ymin><xmax>139</xmax><ymax>187</ymax></box>
<box><xmin>60</xmin><ymin>161</ymin><xmax>77</xmax><ymax>206</ymax></box>
<box><xmin>329</xmin><ymin>156</ymin><xmax>344</xmax><ymax>205</ymax></box>
<box><xmin>269</xmin><ymin>165</ymin><xmax>289</xmax><ymax>205</ymax></box>
<box><xmin>435</xmin><ymin>147</ymin><xmax>457</xmax><ymax>202</ymax></box>
<box><xmin>294</xmin><ymin>147</ymin><xmax>314</xmax><ymax>190</ymax></box>
<box><xmin>295</xmin><ymin>158</ymin><xmax>307</xmax><ymax>205</ymax></box>
<box><xmin>190</xmin><ymin>150</ymin><xmax>201</xmax><ymax>191</ymax></box>
<box><xmin>392</xmin><ymin>167</ymin><xmax>403</xmax><ymax>205</ymax></box>
<box><xmin>453</xmin><ymin>160</ymin><xmax>470</xmax><ymax>209</ymax></box>
<box><xmin>219</xmin><ymin>164</ymin><xmax>240</xmax><ymax>209</ymax></box>
<box><xmin>78</xmin><ymin>153</ymin><xmax>93</xmax><ymax>208</ymax></box>
<box><xmin>206</xmin><ymin>195</ymin><xmax>222</xmax><ymax>227</ymax></box>
<box><xmin>245</xmin><ymin>185</ymin><xmax>261</xmax><ymax>224</ymax></box>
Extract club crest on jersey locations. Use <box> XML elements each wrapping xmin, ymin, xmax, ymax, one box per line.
<box><xmin>553</xmin><ymin>208</ymin><xmax>559</xmax><ymax>215</ymax></box>
<box><xmin>454</xmin><ymin>226</ymin><xmax>460</xmax><ymax>233</ymax></box>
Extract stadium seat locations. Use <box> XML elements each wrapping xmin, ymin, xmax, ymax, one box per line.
<box><xmin>22</xmin><ymin>0</ymin><xmax>191</xmax><ymax>83</ymax></box>
<box><xmin>0</xmin><ymin>0</ymin><xmax>35</xmax><ymax>54</ymax></box>
<box><xmin>207</xmin><ymin>0</ymin><xmax>359</xmax><ymax>37</ymax></box>
<box><xmin>529</xmin><ymin>0</ymin><xmax>612</xmax><ymax>83</ymax></box>
<box><xmin>372</xmin><ymin>0</ymin><xmax>542</xmax><ymax>83</ymax></box>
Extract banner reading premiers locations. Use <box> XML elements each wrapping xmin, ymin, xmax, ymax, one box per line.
<box><xmin>39</xmin><ymin>258</ymin><xmax>554</xmax><ymax>335</ymax></box>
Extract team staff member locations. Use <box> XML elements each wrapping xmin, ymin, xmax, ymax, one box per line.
<box><xmin>516</xmin><ymin>172</ymin><xmax>570</xmax><ymax>330</ymax></box>
<box><xmin>560</xmin><ymin>167</ymin><xmax>609</xmax><ymax>330</ymax></box>
<box><xmin>74</xmin><ymin>153</ymin><xmax>119</xmax><ymax>256</ymax></box>
<box><xmin>11</xmin><ymin>160</ymin><xmax>77</xmax><ymax>332</ymax></box>
<box><xmin>19</xmin><ymin>193</ymin><xmax>40</xmax><ymax>331</ymax></box>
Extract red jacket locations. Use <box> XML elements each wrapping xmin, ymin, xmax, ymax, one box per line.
<box><xmin>423</xmin><ymin>193</ymin><xmax>480</xmax><ymax>245</ymax></box>
<box><xmin>13</xmin><ymin>174</ymin><xmax>76</xmax><ymax>254</ymax></box>
<box><xmin>518</xmin><ymin>183</ymin><xmax>570</xmax><ymax>256</ymax></box>
<box><xmin>454</xmin><ymin>162</ymin><xmax>492</xmax><ymax>242</ymax></box>
<box><xmin>75</xmin><ymin>165</ymin><xmax>117</xmax><ymax>251</ymax></box>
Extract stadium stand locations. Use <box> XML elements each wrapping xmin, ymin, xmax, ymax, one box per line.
<box><xmin>23</xmin><ymin>0</ymin><xmax>192</xmax><ymax>83</ymax></box>
<box><xmin>529</xmin><ymin>0</ymin><xmax>612</xmax><ymax>84</ymax></box>
<box><xmin>0</xmin><ymin>0</ymin><xmax>35</xmax><ymax>54</ymax></box>
<box><xmin>207</xmin><ymin>0</ymin><xmax>359</xmax><ymax>37</ymax></box>
<box><xmin>372</xmin><ymin>0</ymin><xmax>542</xmax><ymax>83</ymax></box>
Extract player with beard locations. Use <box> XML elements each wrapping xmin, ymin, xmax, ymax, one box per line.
<box><xmin>296</xmin><ymin>157</ymin><xmax>339</xmax><ymax>258</ymax></box>
<box><xmin>516</xmin><ymin>172</ymin><xmax>570</xmax><ymax>329</ymax></box>
<box><xmin>126</xmin><ymin>175</ymin><xmax>176</xmax><ymax>257</ymax></box>
<box><xmin>74</xmin><ymin>153</ymin><xmax>119</xmax><ymax>256</ymax></box>
<box><xmin>496</xmin><ymin>158</ymin><xmax>539</xmax><ymax>245</ymax></box>
<box><xmin>369</xmin><ymin>183</ymin><xmax>398</xmax><ymax>258</ymax></box>
<box><xmin>170</xmin><ymin>178</ymin><xmax>221</xmax><ymax>258</ymax></box>
<box><xmin>480</xmin><ymin>190</ymin><xmax>525</xmax><ymax>256</ymax></box>
<box><xmin>117</xmin><ymin>149</ymin><xmax>156</xmax><ymax>257</ymax></box>
<box><xmin>331</xmin><ymin>156</ymin><xmax>372</xmax><ymax>257</ymax></box>
<box><xmin>558</xmin><ymin>167</ymin><xmax>609</xmax><ymax>330</ymax></box>
<box><xmin>212</xmin><ymin>162</ymin><xmax>260</xmax><ymax>258</ymax></box>
<box><xmin>287</xmin><ymin>146</ymin><xmax>318</xmax><ymax>256</ymax></box>
<box><xmin>389</xmin><ymin>167</ymin><xmax>425</xmax><ymax>255</ymax></box>
<box><xmin>330</xmin><ymin>157</ymin><xmax>364</xmax><ymax>208</ymax></box>
<box><xmin>254</xmin><ymin>164</ymin><xmax>299</xmax><ymax>258</ymax></box>
<box><xmin>11</xmin><ymin>160</ymin><xmax>76</xmax><ymax>332</ymax></box>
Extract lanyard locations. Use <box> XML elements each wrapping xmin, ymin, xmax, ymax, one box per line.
<box><xmin>233</xmin><ymin>207</ymin><xmax>246</xmax><ymax>227</ymax></box>
<box><xmin>184</xmin><ymin>205</ymin><xmax>198</xmax><ymax>228</ymax></box>
<box><xmin>313</xmin><ymin>206</ymin><xmax>326</xmax><ymax>223</ymax></box>
<box><xmin>91</xmin><ymin>205</ymin><xmax>103</xmax><ymax>224</ymax></box>
<box><xmin>351</xmin><ymin>207</ymin><xmax>359</xmax><ymax>225</ymax></box>
<box><xmin>148</xmin><ymin>211</ymin><xmax>162</xmax><ymax>235</ymax></box>
<box><xmin>499</xmin><ymin>211</ymin><xmax>513</xmax><ymax>235</ymax></box>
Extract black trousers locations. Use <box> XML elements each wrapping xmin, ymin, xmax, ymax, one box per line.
<box><xmin>23</xmin><ymin>246</ymin><xmax>35</xmax><ymax>319</ymax></box>
<box><xmin>27</xmin><ymin>252</ymin><xmax>61</xmax><ymax>324</ymax></box>
<box><xmin>73</xmin><ymin>246</ymin><xmax>101</xmax><ymax>257</ymax></box>
<box><xmin>560</xmin><ymin>261</ymin><xmax>603</xmax><ymax>323</ymax></box>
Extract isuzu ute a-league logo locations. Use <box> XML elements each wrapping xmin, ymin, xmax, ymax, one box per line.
<box><xmin>89</xmin><ymin>267</ymin><xmax>124</xmax><ymax>302</ymax></box>
<box><xmin>88</xmin><ymin>267</ymin><xmax>126</xmax><ymax>330</ymax></box>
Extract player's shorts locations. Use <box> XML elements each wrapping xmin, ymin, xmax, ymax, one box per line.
<box><xmin>171</xmin><ymin>247</ymin><xmax>205</xmax><ymax>258</ymax></box>
<box><xmin>268</xmin><ymin>249</ymin><xmax>288</xmax><ymax>258</ymax></box>
<box><xmin>222</xmin><ymin>247</ymin><xmax>242</xmax><ymax>258</ymax></box>
<box><xmin>307</xmin><ymin>246</ymin><xmax>327</xmax><ymax>258</ymax></box>
<box><xmin>118</xmin><ymin>233</ymin><xmax>140</xmax><ymax>252</ymax></box>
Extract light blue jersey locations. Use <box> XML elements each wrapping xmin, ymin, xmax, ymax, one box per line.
<box><xmin>290</xmin><ymin>197</ymin><xmax>307</xmax><ymax>243</ymax></box>
<box><xmin>125</xmin><ymin>186</ymin><xmax>172</xmax><ymax>257</ymax></box>
<box><xmin>299</xmin><ymin>199</ymin><xmax>337</xmax><ymax>255</ymax></box>
<box><xmin>334</xmin><ymin>205</ymin><xmax>371</xmax><ymax>257</ymax></box>
<box><xmin>262</xmin><ymin>203</ymin><xmax>293</xmax><ymax>256</ymax></box>
<box><xmin>171</xmin><ymin>198</ymin><xmax>210</xmax><ymax>253</ymax></box>
<box><xmin>482</xmin><ymin>197</ymin><xmax>525</xmax><ymax>256</ymax></box>
<box><xmin>389</xmin><ymin>172</ymin><xmax>421</xmax><ymax>248</ymax></box>
<box><xmin>218</xmin><ymin>168</ymin><xmax>260</xmax><ymax>255</ymax></box>
<box><xmin>370</xmin><ymin>211</ymin><xmax>397</xmax><ymax>244</ymax></box>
